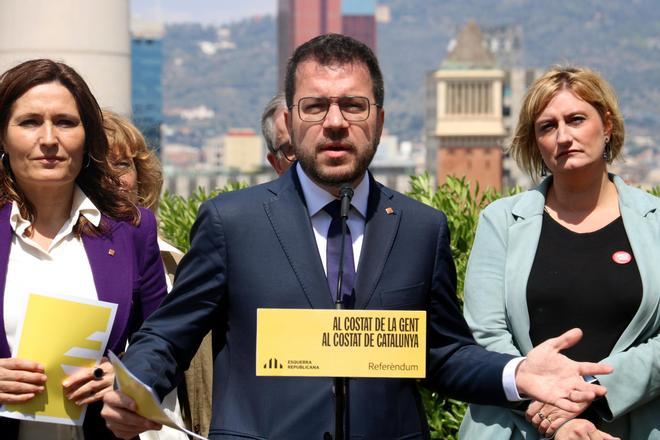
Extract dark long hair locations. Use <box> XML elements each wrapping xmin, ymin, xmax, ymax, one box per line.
<box><xmin>0</xmin><ymin>59</ymin><xmax>139</xmax><ymax>234</ymax></box>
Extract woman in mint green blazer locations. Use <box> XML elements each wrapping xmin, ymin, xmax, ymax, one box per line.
<box><xmin>459</xmin><ymin>67</ymin><xmax>660</xmax><ymax>440</ymax></box>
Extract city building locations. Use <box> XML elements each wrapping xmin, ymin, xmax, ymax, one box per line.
<box><xmin>0</xmin><ymin>0</ymin><xmax>131</xmax><ymax>113</ymax></box>
<box><xmin>426</xmin><ymin>21</ymin><xmax>506</xmax><ymax>192</ymax></box>
<box><xmin>200</xmin><ymin>129</ymin><xmax>264</xmax><ymax>173</ymax></box>
<box><xmin>341</xmin><ymin>0</ymin><xmax>377</xmax><ymax>53</ymax></box>
<box><xmin>482</xmin><ymin>24</ymin><xmax>541</xmax><ymax>188</ymax></box>
<box><xmin>132</xmin><ymin>20</ymin><xmax>164</xmax><ymax>151</ymax></box>
<box><xmin>481</xmin><ymin>24</ymin><xmax>524</xmax><ymax>69</ymax></box>
<box><xmin>277</xmin><ymin>0</ymin><xmax>342</xmax><ymax>86</ymax></box>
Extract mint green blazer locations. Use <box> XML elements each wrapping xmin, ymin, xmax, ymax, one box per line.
<box><xmin>459</xmin><ymin>175</ymin><xmax>660</xmax><ymax>440</ymax></box>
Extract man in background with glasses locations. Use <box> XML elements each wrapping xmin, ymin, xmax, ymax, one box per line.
<box><xmin>262</xmin><ymin>91</ymin><xmax>295</xmax><ymax>175</ymax></box>
<box><xmin>102</xmin><ymin>34</ymin><xmax>613</xmax><ymax>440</ymax></box>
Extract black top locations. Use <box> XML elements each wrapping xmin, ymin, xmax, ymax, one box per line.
<box><xmin>527</xmin><ymin>212</ymin><xmax>642</xmax><ymax>362</ymax></box>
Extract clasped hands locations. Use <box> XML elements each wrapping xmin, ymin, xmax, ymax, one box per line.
<box><xmin>0</xmin><ymin>356</ymin><xmax>114</xmax><ymax>407</ymax></box>
<box><xmin>514</xmin><ymin>328</ymin><xmax>619</xmax><ymax>440</ymax></box>
<box><xmin>526</xmin><ymin>400</ymin><xmax>619</xmax><ymax>440</ymax></box>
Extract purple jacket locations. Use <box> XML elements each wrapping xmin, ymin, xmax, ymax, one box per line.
<box><xmin>0</xmin><ymin>203</ymin><xmax>168</xmax><ymax>439</ymax></box>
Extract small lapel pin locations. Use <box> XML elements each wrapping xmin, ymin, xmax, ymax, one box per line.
<box><xmin>108</xmin><ymin>249</ymin><xmax>115</xmax><ymax>256</ymax></box>
<box><xmin>385</xmin><ymin>207</ymin><xmax>394</xmax><ymax>215</ymax></box>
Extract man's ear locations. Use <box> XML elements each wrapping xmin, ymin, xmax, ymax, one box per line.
<box><xmin>284</xmin><ymin>109</ymin><xmax>292</xmax><ymax>136</ymax></box>
<box><xmin>376</xmin><ymin>107</ymin><xmax>385</xmax><ymax>139</ymax></box>
<box><xmin>267</xmin><ymin>153</ymin><xmax>285</xmax><ymax>176</ymax></box>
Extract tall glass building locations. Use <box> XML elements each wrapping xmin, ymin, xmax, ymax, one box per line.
<box><xmin>131</xmin><ymin>22</ymin><xmax>164</xmax><ymax>152</ymax></box>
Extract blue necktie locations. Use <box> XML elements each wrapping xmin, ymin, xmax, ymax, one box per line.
<box><xmin>324</xmin><ymin>200</ymin><xmax>356</xmax><ymax>308</ymax></box>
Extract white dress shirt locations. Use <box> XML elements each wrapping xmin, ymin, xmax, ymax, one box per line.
<box><xmin>3</xmin><ymin>187</ymin><xmax>100</xmax><ymax>439</ymax></box>
<box><xmin>296</xmin><ymin>163</ymin><xmax>368</xmax><ymax>274</ymax></box>
<box><xmin>296</xmin><ymin>165</ymin><xmax>524</xmax><ymax>401</ymax></box>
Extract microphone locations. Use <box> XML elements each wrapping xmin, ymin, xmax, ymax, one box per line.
<box><xmin>335</xmin><ymin>183</ymin><xmax>353</xmax><ymax>440</ymax></box>
<box><xmin>335</xmin><ymin>183</ymin><xmax>353</xmax><ymax>309</ymax></box>
<box><xmin>339</xmin><ymin>184</ymin><xmax>353</xmax><ymax>219</ymax></box>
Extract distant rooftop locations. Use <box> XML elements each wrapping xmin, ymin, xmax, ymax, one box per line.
<box><xmin>131</xmin><ymin>20</ymin><xmax>165</xmax><ymax>40</ymax></box>
<box><xmin>443</xmin><ymin>20</ymin><xmax>497</xmax><ymax>69</ymax></box>
<box><xmin>227</xmin><ymin>128</ymin><xmax>257</xmax><ymax>136</ymax></box>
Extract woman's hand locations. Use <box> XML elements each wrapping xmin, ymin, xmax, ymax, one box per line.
<box><xmin>0</xmin><ymin>358</ymin><xmax>47</xmax><ymax>404</ymax></box>
<box><xmin>62</xmin><ymin>356</ymin><xmax>115</xmax><ymax>406</ymax></box>
<box><xmin>554</xmin><ymin>419</ymin><xmax>620</xmax><ymax>440</ymax></box>
<box><xmin>526</xmin><ymin>399</ymin><xmax>589</xmax><ymax>437</ymax></box>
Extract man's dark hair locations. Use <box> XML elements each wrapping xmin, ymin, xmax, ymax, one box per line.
<box><xmin>284</xmin><ymin>33</ymin><xmax>385</xmax><ymax>109</ymax></box>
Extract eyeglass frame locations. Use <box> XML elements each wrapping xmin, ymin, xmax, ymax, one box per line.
<box><xmin>290</xmin><ymin>95</ymin><xmax>380</xmax><ymax>123</ymax></box>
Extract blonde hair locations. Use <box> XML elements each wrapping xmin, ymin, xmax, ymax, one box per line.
<box><xmin>103</xmin><ymin>110</ymin><xmax>163</xmax><ymax>211</ymax></box>
<box><xmin>510</xmin><ymin>66</ymin><xmax>625</xmax><ymax>179</ymax></box>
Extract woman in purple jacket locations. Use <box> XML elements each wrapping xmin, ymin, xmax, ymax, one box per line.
<box><xmin>0</xmin><ymin>59</ymin><xmax>167</xmax><ymax>439</ymax></box>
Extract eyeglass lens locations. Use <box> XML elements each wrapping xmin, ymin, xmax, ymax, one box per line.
<box><xmin>298</xmin><ymin>96</ymin><xmax>371</xmax><ymax>122</ymax></box>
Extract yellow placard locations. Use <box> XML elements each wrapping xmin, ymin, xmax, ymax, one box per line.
<box><xmin>256</xmin><ymin>309</ymin><xmax>426</xmax><ymax>378</ymax></box>
<box><xmin>0</xmin><ymin>293</ymin><xmax>116</xmax><ymax>425</ymax></box>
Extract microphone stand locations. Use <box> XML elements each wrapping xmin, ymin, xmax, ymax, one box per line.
<box><xmin>334</xmin><ymin>184</ymin><xmax>353</xmax><ymax>440</ymax></box>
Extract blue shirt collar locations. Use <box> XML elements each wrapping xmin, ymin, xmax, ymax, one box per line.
<box><xmin>296</xmin><ymin>162</ymin><xmax>369</xmax><ymax>218</ymax></box>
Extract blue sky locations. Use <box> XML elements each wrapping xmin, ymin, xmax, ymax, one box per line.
<box><xmin>131</xmin><ymin>0</ymin><xmax>276</xmax><ymax>24</ymax></box>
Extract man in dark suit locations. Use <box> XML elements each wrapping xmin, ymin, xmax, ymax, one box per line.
<box><xmin>102</xmin><ymin>34</ymin><xmax>611</xmax><ymax>440</ymax></box>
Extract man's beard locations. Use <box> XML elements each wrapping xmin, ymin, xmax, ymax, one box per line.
<box><xmin>294</xmin><ymin>138</ymin><xmax>379</xmax><ymax>189</ymax></box>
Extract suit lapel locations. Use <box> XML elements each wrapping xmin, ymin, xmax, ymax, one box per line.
<box><xmin>264</xmin><ymin>169</ymin><xmax>335</xmax><ymax>309</ymax></box>
<box><xmin>612</xmin><ymin>177</ymin><xmax>660</xmax><ymax>352</ymax></box>
<box><xmin>505</xmin><ymin>183</ymin><xmax>548</xmax><ymax>354</ymax></box>
<box><xmin>0</xmin><ymin>204</ymin><xmax>13</xmax><ymax>357</ymax></box>
<box><xmin>354</xmin><ymin>177</ymin><xmax>400</xmax><ymax>310</ymax></box>
<box><xmin>83</xmin><ymin>219</ymin><xmax>133</xmax><ymax>353</ymax></box>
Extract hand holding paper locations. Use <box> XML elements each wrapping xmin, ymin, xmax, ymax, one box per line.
<box><xmin>0</xmin><ymin>293</ymin><xmax>117</xmax><ymax>425</ymax></box>
<box><xmin>104</xmin><ymin>351</ymin><xmax>207</xmax><ymax>440</ymax></box>
<box><xmin>102</xmin><ymin>391</ymin><xmax>163</xmax><ymax>440</ymax></box>
<box><xmin>62</xmin><ymin>356</ymin><xmax>114</xmax><ymax>406</ymax></box>
<box><xmin>0</xmin><ymin>358</ymin><xmax>47</xmax><ymax>404</ymax></box>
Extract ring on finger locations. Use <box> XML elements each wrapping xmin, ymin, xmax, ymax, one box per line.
<box><xmin>537</xmin><ymin>412</ymin><xmax>545</xmax><ymax>420</ymax></box>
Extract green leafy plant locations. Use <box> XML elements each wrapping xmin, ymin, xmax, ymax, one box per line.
<box><xmin>158</xmin><ymin>182</ymin><xmax>246</xmax><ymax>252</ymax></box>
<box><xmin>407</xmin><ymin>173</ymin><xmax>518</xmax><ymax>300</ymax></box>
<box><xmin>420</xmin><ymin>389</ymin><xmax>467</xmax><ymax>438</ymax></box>
<box><xmin>406</xmin><ymin>174</ymin><xmax>521</xmax><ymax>439</ymax></box>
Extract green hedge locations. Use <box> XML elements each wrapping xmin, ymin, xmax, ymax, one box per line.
<box><xmin>407</xmin><ymin>174</ymin><xmax>522</xmax><ymax>439</ymax></box>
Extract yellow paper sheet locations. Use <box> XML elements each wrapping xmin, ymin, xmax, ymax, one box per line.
<box><xmin>109</xmin><ymin>351</ymin><xmax>207</xmax><ymax>440</ymax></box>
<box><xmin>257</xmin><ymin>309</ymin><xmax>426</xmax><ymax>378</ymax></box>
<box><xmin>0</xmin><ymin>293</ymin><xmax>116</xmax><ymax>425</ymax></box>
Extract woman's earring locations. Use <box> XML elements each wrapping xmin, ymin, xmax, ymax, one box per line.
<box><xmin>540</xmin><ymin>162</ymin><xmax>549</xmax><ymax>177</ymax></box>
<box><xmin>83</xmin><ymin>153</ymin><xmax>91</xmax><ymax>169</ymax></box>
<box><xmin>603</xmin><ymin>136</ymin><xmax>612</xmax><ymax>162</ymax></box>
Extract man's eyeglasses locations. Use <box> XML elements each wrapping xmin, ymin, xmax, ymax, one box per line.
<box><xmin>292</xmin><ymin>96</ymin><xmax>379</xmax><ymax>122</ymax></box>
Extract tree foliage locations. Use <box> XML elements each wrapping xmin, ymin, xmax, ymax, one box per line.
<box><xmin>405</xmin><ymin>174</ymin><xmax>521</xmax><ymax>438</ymax></box>
<box><xmin>158</xmin><ymin>182</ymin><xmax>246</xmax><ymax>252</ymax></box>
<box><xmin>407</xmin><ymin>173</ymin><xmax>520</xmax><ymax>300</ymax></box>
